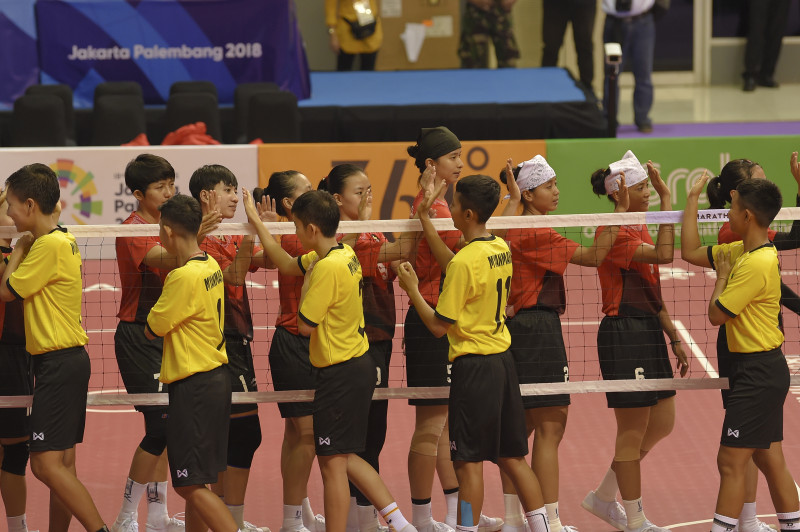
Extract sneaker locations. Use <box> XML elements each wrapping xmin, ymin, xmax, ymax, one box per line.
<box><xmin>478</xmin><ymin>515</ymin><xmax>503</xmax><ymax>532</ymax></box>
<box><xmin>281</xmin><ymin>527</ymin><xmax>312</xmax><ymax>532</ymax></box>
<box><xmin>733</xmin><ymin>520</ymin><xmax>777</xmax><ymax>532</ymax></box>
<box><xmin>307</xmin><ymin>515</ymin><xmax>326</xmax><ymax>532</ymax></box>
<box><xmin>397</xmin><ymin>526</ymin><xmax>418</xmax><ymax>532</ymax></box>
<box><xmin>378</xmin><ymin>526</ymin><xmax>390</xmax><ymax>532</ymax></box>
<box><xmin>146</xmin><ymin>515</ymin><xmax>185</xmax><ymax>532</ymax></box>
<box><xmin>581</xmin><ymin>491</ymin><xmax>626</xmax><ymax>531</ymax></box>
<box><xmin>112</xmin><ymin>513</ymin><xmax>139</xmax><ymax>532</ymax></box>
<box><xmin>416</xmin><ymin>521</ymin><xmax>454</xmax><ymax>532</ymax></box>
<box><xmin>500</xmin><ymin>525</ymin><xmax>526</xmax><ymax>532</ymax></box>
<box><xmin>560</xmin><ymin>526</ymin><xmax>579</xmax><ymax>532</ymax></box>
<box><xmin>626</xmin><ymin>522</ymin><xmax>669</xmax><ymax>532</ymax></box>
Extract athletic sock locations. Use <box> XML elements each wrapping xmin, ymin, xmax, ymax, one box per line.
<box><xmin>347</xmin><ymin>497</ymin><xmax>360</xmax><ymax>532</ymax></box>
<box><xmin>544</xmin><ymin>503</ymin><xmax>562</xmax><ymax>532</ymax></box>
<box><xmin>7</xmin><ymin>514</ymin><xmax>28</xmax><ymax>532</ymax></box>
<box><xmin>456</xmin><ymin>526</ymin><xmax>478</xmax><ymax>532</ymax></box>
<box><xmin>146</xmin><ymin>481</ymin><xmax>171</xmax><ymax>528</ymax></box>
<box><xmin>503</xmin><ymin>495</ymin><xmax>524</xmax><ymax>527</ymax></box>
<box><xmin>358</xmin><ymin>504</ymin><xmax>380</xmax><ymax>532</ymax></box>
<box><xmin>411</xmin><ymin>498</ymin><xmax>432</xmax><ymax>526</ymax></box>
<box><xmin>228</xmin><ymin>504</ymin><xmax>245</xmax><ymax>530</ymax></box>
<box><xmin>302</xmin><ymin>497</ymin><xmax>319</xmax><ymax>530</ymax></box>
<box><xmin>622</xmin><ymin>499</ymin><xmax>644</xmax><ymax>530</ymax></box>
<box><xmin>283</xmin><ymin>504</ymin><xmax>304</xmax><ymax>531</ymax></box>
<box><xmin>777</xmin><ymin>510</ymin><xmax>800</xmax><ymax>531</ymax></box>
<box><xmin>524</xmin><ymin>508</ymin><xmax>550</xmax><ymax>532</ymax></box>
<box><xmin>711</xmin><ymin>514</ymin><xmax>738</xmax><ymax>532</ymax></box>
<box><xmin>381</xmin><ymin>502</ymin><xmax>410</xmax><ymax>532</ymax></box>
<box><xmin>444</xmin><ymin>488</ymin><xmax>459</xmax><ymax>528</ymax></box>
<box><xmin>118</xmin><ymin>478</ymin><xmax>146</xmax><ymax>517</ymax></box>
<box><xmin>595</xmin><ymin>468</ymin><xmax>618</xmax><ymax>502</ymax></box>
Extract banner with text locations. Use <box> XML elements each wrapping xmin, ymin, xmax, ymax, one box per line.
<box><xmin>35</xmin><ymin>0</ymin><xmax>310</xmax><ymax>107</ymax></box>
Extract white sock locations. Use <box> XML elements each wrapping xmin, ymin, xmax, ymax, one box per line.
<box><xmin>411</xmin><ymin>500</ymin><xmax>432</xmax><ymax>526</ymax></box>
<box><xmin>525</xmin><ymin>508</ymin><xmax>550</xmax><ymax>532</ymax></box>
<box><xmin>302</xmin><ymin>497</ymin><xmax>318</xmax><ymax>530</ymax></box>
<box><xmin>445</xmin><ymin>490</ymin><xmax>459</xmax><ymax>528</ymax></box>
<box><xmin>711</xmin><ymin>513</ymin><xmax>738</xmax><ymax>532</ymax></box>
<box><xmin>456</xmin><ymin>526</ymin><xmax>478</xmax><ymax>532</ymax></box>
<box><xmin>777</xmin><ymin>510</ymin><xmax>800</xmax><ymax>531</ymax></box>
<box><xmin>738</xmin><ymin>502</ymin><xmax>758</xmax><ymax>532</ymax></box>
<box><xmin>358</xmin><ymin>505</ymin><xmax>380</xmax><ymax>532</ymax></box>
<box><xmin>347</xmin><ymin>498</ymin><xmax>360</xmax><ymax>532</ymax></box>
<box><xmin>119</xmin><ymin>478</ymin><xmax>146</xmax><ymax>517</ymax></box>
<box><xmin>284</xmin><ymin>504</ymin><xmax>304</xmax><ymax>530</ymax></box>
<box><xmin>7</xmin><ymin>514</ymin><xmax>28</xmax><ymax>532</ymax></box>
<box><xmin>146</xmin><ymin>481</ymin><xmax>170</xmax><ymax>527</ymax></box>
<box><xmin>381</xmin><ymin>502</ymin><xmax>410</xmax><ymax>532</ymax></box>
<box><xmin>503</xmin><ymin>495</ymin><xmax>524</xmax><ymax>527</ymax></box>
<box><xmin>228</xmin><ymin>504</ymin><xmax>245</xmax><ymax>530</ymax></box>
<box><xmin>622</xmin><ymin>498</ymin><xmax>645</xmax><ymax>530</ymax></box>
<box><xmin>595</xmin><ymin>468</ymin><xmax>618</xmax><ymax>502</ymax></box>
<box><xmin>544</xmin><ymin>503</ymin><xmax>562</xmax><ymax>532</ymax></box>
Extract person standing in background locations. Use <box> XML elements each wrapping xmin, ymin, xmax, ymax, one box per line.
<box><xmin>326</xmin><ymin>0</ymin><xmax>383</xmax><ymax>71</ymax></box>
<box><xmin>601</xmin><ymin>0</ymin><xmax>656</xmax><ymax>133</ymax></box>
<box><xmin>742</xmin><ymin>0</ymin><xmax>791</xmax><ymax>91</ymax></box>
<box><xmin>541</xmin><ymin>0</ymin><xmax>596</xmax><ymax>95</ymax></box>
<box><xmin>459</xmin><ymin>0</ymin><xmax>520</xmax><ymax>69</ymax></box>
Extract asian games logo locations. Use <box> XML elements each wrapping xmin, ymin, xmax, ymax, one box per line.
<box><xmin>49</xmin><ymin>159</ymin><xmax>102</xmax><ymax>224</ymax></box>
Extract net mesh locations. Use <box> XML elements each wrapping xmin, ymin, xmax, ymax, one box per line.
<box><xmin>2</xmin><ymin>207</ymin><xmax>800</xmax><ymax>408</ymax></box>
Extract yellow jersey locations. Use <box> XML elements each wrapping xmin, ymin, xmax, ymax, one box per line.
<box><xmin>435</xmin><ymin>235</ymin><xmax>513</xmax><ymax>361</ymax></box>
<box><xmin>146</xmin><ymin>253</ymin><xmax>228</xmax><ymax>383</ymax></box>
<box><xmin>7</xmin><ymin>227</ymin><xmax>88</xmax><ymax>355</ymax></box>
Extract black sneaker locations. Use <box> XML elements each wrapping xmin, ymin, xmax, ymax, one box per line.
<box><xmin>743</xmin><ymin>76</ymin><xmax>756</xmax><ymax>91</ymax></box>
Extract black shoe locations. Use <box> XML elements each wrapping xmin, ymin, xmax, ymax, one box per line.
<box><xmin>743</xmin><ymin>76</ymin><xmax>756</xmax><ymax>91</ymax></box>
<box><xmin>757</xmin><ymin>77</ymin><xmax>779</xmax><ymax>88</ymax></box>
<box><xmin>637</xmin><ymin>123</ymin><xmax>653</xmax><ymax>133</ymax></box>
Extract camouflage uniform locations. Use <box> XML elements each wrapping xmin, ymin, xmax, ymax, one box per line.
<box><xmin>459</xmin><ymin>1</ymin><xmax>520</xmax><ymax>68</ymax></box>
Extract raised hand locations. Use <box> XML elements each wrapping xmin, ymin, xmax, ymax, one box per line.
<box><xmin>396</xmin><ymin>261</ymin><xmax>420</xmax><ymax>293</ymax></box>
<box><xmin>241</xmin><ymin>188</ymin><xmax>260</xmax><ymax>223</ymax></box>
<box><xmin>257</xmin><ymin>193</ymin><xmax>279</xmax><ymax>223</ymax></box>
<box><xmin>647</xmin><ymin>161</ymin><xmax>670</xmax><ymax>200</ymax></box>
<box><xmin>688</xmin><ymin>170</ymin><xmax>710</xmax><ymax>202</ymax></box>
<box><xmin>419</xmin><ymin>161</ymin><xmax>437</xmax><ymax>192</ymax></box>
<box><xmin>505</xmin><ymin>158</ymin><xmax>521</xmax><ymax>204</ymax></box>
<box><xmin>613</xmin><ymin>172</ymin><xmax>629</xmax><ymax>213</ymax></box>
<box><xmin>358</xmin><ymin>186</ymin><xmax>373</xmax><ymax>221</ymax></box>
<box><xmin>790</xmin><ymin>151</ymin><xmax>800</xmax><ymax>188</ymax></box>
<box><xmin>198</xmin><ymin>210</ymin><xmax>222</xmax><ymax>240</ymax></box>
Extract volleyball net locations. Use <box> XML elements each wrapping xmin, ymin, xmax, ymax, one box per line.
<box><xmin>2</xmin><ymin>206</ymin><xmax>800</xmax><ymax>408</ymax></box>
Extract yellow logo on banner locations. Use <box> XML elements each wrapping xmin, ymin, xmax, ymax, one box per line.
<box><xmin>49</xmin><ymin>159</ymin><xmax>103</xmax><ymax>224</ymax></box>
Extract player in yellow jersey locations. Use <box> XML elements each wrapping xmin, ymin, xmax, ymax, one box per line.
<box><xmin>0</xmin><ymin>164</ymin><xmax>107</xmax><ymax>532</ymax></box>
<box><xmin>682</xmin><ymin>175</ymin><xmax>800</xmax><ymax>532</ymax></box>
<box><xmin>243</xmin><ymin>189</ymin><xmax>416</xmax><ymax>532</ymax></box>
<box><xmin>145</xmin><ymin>194</ymin><xmax>237</xmax><ymax>532</ymax></box>
<box><xmin>397</xmin><ymin>175</ymin><xmax>551</xmax><ymax>532</ymax></box>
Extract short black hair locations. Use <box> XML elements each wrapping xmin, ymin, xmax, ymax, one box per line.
<box><xmin>188</xmin><ymin>164</ymin><xmax>238</xmax><ymax>200</ymax></box>
<box><xmin>455</xmin><ymin>174</ymin><xmax>499</xmax><ymax>224</ymax></box>
<box><xmin>159</xmin><ymin>194</ymin><xmax>202</xmax><ymax>236</ymax></box>
<box><xmin>291</xmin><ymin>190</ymin><xmax>340</xmax><ymax>238</ymax></box>
<box><xmin>736</xmin><ymin>179</ymin><xmax>782</xmax><ymax>228</ymax></box>
<box><xmin>124</xmin><ymin>154</ymin><xmax>175</xmax><ymax>195</ymax></box>
<box><xmin>5</xmin><ymin>163</ymin><xmax>60</xmax><ymax>214</ymax></box>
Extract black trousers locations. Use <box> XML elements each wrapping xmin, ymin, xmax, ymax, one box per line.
<box><xmin>541</xmin><ymin>0</ymin><xmax>597</xmax><ymax>88</ymax></box>
<box><xmin>744</xmin><ymin>0</ymin><xmax>791</xmax><ymax>79</ymax></box>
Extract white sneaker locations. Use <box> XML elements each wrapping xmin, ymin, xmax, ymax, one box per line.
<box><xmin>500</xmin><ymin>524</ymin><xmax>526</xmax><ymax>532</ymax></box>
<box><xmin>478</xmin><ymin>515</ymin><xmax>503</xmax><ymax>532</ymax></box>
<box><xmin>581</xmin><ymin>491</ymin><xmax>626</xmax><ymax>531</ymax></box>
<box><xmin>307</xmin><ymin>515</ymin><xmax>326</xmax><ymax>532</ymax></box>
<box><xmin>242</xmin><ymin>522</ymin><xmax>271</xmax><ymax>532</ymax></box>
<box><xmin>378</xmin><ymin>526</ymin><xmax>390</xmax><ymax>532</ymax></box>
<box><xmin>146</xmin><ymin>515</ymin><xmax>185</xmax><ymax>532</ymax></box>
<box><xmin>416</xmin><ymin>521</ymin><xmax>454</xmax><ymax>532</ymax></box>
<box><xmin>397</xmin><ymin>525</ymin><xmax>419</xmax><ymax>532</ymax></box>
<box><xmin>281</xmin><ymin>526</ymin><xmax>312</xmax><ymax>532</ymax></box>
<box><xmin>112</xmin><ymin>513</ymin><xmax>139</xmax><ymax>532</ymax></box>
<box><xmin>733</xmin><ymin>520</ymin><xmax>777</xmax><ymax>532</ymax></box>
<box><xmin>559</xmin><ymin>526</ymin><xmax>579</xmax><ymax>532</ymax></box>
<box><xmin>626</xmin><ymin>522</ymin><xmax>669</xmax><ymax>532</ymax></box>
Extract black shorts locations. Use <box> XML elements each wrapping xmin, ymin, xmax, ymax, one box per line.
<box><xmin>721</xmin><ymin>348</ymin><xmax>789</xmax><ymax>449</ymax></box>
<box><xmin>449</xmin><ymin>351</ymin><xmax>528</xmax><ymax>463</ymax></box>
<box><xmin>269</xmin><ymin>327</ymin><xmax>315</xmax><ymax>418</ymax></box>
<box><xmin>30</xmin><ymin>347</ymin><xmax>90</xmax><ymax>452</ymax></box>
<box><xmin>225</xmin><ymin>335</ymin><xmax>258</xmax><ymax>415</ymax></box>
<box><xmin>404</xmin><ymin>305</ymin><xmax>451</xmax><ymax>406</ymax></box>
<box><xmin>313</xmin><ymin>353</ymin><xmax>376</xmax><ymax>456</ymax></box>
<box><xmin>167</xmin><ymin>365</ymin><xmax>231</xmax><ymax>487</ymax></box>
<box><xmin>507</xmin><ymin>308</ymin><xmax>570</xmax><ymax>409</ymax></box>
<box><xmin>0</xmin><ymin>343</ymin><xmax>33</xmax><ymax>438</ymax></box>
<box><xmin>597</xmin><ymin>315</ymin><xmax>676</xmax><ymax>409</ymax></box>
<box><xmin>717</xmin><ymin>325</ymin><xmax>732</xmax><ymax>407</ymax></box>
<box><xmin>115</xmin><ymin>321</ymin><xmax>168</xmax><ymax>414</ymax></box>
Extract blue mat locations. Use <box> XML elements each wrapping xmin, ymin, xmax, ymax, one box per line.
<box><xmin>299</xmin><ymin>67</ymin><xmax>586</xmax><ymax>107</ymax></box>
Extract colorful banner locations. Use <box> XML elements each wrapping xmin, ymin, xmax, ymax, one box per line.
<box><xmin>258</xmin><ymin>140</ymin><xmax>548</xmax><ymax>220</ymax></box>
<box><xmin>0</xmin><ymin>0</ymin><xmax>38</xmax><ymax>107</ymax></box>
<box><xmin>35</xmin><ymin>0</ymin><xmax>310</xmax><ymax>107</ymax></box>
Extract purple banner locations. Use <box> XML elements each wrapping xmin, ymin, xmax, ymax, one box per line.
<box><xmin>0</xmin><ymin>0</ymin><xmax>39</xmax><ymax>108</ymax></box>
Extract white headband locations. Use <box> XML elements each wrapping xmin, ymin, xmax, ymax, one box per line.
<box><xmin>605</xmin><ymin>150</ymin><xmax>647</xmax><ymax>194</ymax></box>
<box><xmin>516</xmin><ymin>155</ymin><xmax>556</xmax><ymax>191</ymax></box>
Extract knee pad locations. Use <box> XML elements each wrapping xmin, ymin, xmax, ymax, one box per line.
<box><xmin>228</xmin><ymin>415</ymin><xmax>262</xmax><ymax>469</ymax></box>
<box><xmin>2</xmin><ymin>441</ymin><xmax>30</xmax><ymax>476</ymax></box>
<box><xmin>409</xmin><ymin>416</ymin><xmax>447</xmax><ymax>457</ymax></box>
<box><xmin>139</xmin><ymin>410</ymin><xmax>168</xmax><ymax>456</ymax></box>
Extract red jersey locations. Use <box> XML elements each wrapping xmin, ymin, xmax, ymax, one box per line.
<box><xmin>718</xmin><ymin>221</ymin><xmax>777</xmax><ymax>245</ymax></box>
<box><xmin>505</xmin><ymin>227</ymin><xmax>579</xmax><ymax>315</ymax></box>
<box><xmin>116</xmin><ymin>212</ymin><xmax>168</xmax><ymax>323</ymax></box>
<box><xmin>201</xmin><ymin>235</ymin><xmax>261</xmax><ymax>340</ymax></box>
<box><xmin>0</xmin><ymin>246</ymin><xmax>24</xmax><ymax>345</ymax></box>
<box><xmin>410</xmin><ymin>190</ymin><xmax>461</xmax><ymax>306</ymax></box>
<box><xmin>354</xmin><ymin>232</ymin><xmax>396</xmax><ymax>342</ymax></box>
<box><xmin>276</xmin><ymin>234</ymin><xmax>306</xmax><ymax>334</ymax></box>
<box><xmin>596</xmin><ymin>225</ymin><xmax>663</xmax><ymax>317</ymax></box>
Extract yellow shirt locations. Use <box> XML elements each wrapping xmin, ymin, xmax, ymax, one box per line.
<box><xmin>8</xmin><ymin>227</ymin><xmax>88</xmax><ymax>355</ymax></box>
<box><xmin>298</xmin><ymin>244</ymin><xmax>369</xmax><ymax>368</ymax></box>
<box><xmin>710</xmin><ymin>241</ymin><xmax>784</xmax><ymax>353</ymax></box>
<box><xmin>325</xmin><ymin>0</ymin><xmax>383</xmax><ymax>54</ymax></box>
<box><xmin>146</xmin><ymin>254</ymin><xmax>228</xmax><ymax>383</ymax></box>
<box><xmin>435</xmin><ymin>236</ymin><xmax>513</xmax><ymax>361</ymax></box>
